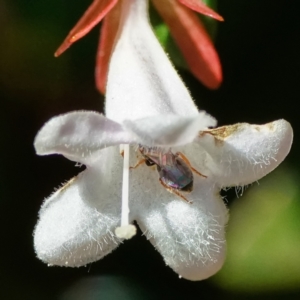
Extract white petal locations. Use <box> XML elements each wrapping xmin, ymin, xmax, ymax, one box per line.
<box><xmin>133</xmin><ymin>173</ymin><xmax>228</xmax><ymax>281</ymax></box>
<box><xmin>123</xmin><ymin>112</ymin><xmax>216</xmax><ymax>147</ymax></box>
<box><xmin>34</xmin><ymin>147</ymin><xmax>125</xmax><ymax>267</ymax></box>
<box><xmin>105</xmin><ymin>0</ymin><xmax>198</xmax><ymax>123</ymax></box>
<box><xmin>196</xmin><ymin>119</ymin><xmax>293</xmax><ymax>187</ymax></box>
<box><xmin>34</xmin><ymin>111</ymin><xmax>135</xmax><ymax>165</ymax></box>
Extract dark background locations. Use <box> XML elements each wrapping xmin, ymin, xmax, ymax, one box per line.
<box><xmin>1</xmin><ymin>0</ymin><xmax>300</xmax><ymax>299</ymax></box>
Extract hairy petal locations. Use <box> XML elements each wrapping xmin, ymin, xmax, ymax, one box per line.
<box><xmin>136</xmin><ymin>177</ymin><xmax>228</xmax><ymax>281</ymax></box>
<box><xmin>34</xmin><ymin>111</ymin><xmax>135</xmax><ymax>165</ymax></box>
<box><xmin>105</xmin><ymin>0</ymin><xmax>198</xmax><ymax>123</ymax></box>
<box><xmin>123</xmin><ymin>112</ymin><xmax>216</xmax><ymax>147</ymax></box>
<box><xmin>96</xmin><ymin>0</ymin><xmax>122</xmax><ymax>94</ymax></box>
<box><xmin>197</xmin><ymin>119</ymin><xmax>293</xmax><ymax>187</ymax></box>
<box><xmin>34</xmin><ymin>148</ymin><xmax>124</xmax><ymax>267</ymax></box>
<box><xmin>152</xmin><ymin>0</ymin><xmax>222</xmax><ymax>89</ymax></box>
<box><xmin>178</xmin><ymin>0</ymin><xmax>224</xmax><ymax>21</ymax></box>
<box><xmin>55</xmin><ymin>0</ymin><xmax>118</xmax><ymax>56</ymax></box>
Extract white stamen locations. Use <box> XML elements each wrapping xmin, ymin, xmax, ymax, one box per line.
<box><xmin>115</xmin><ymin>225</ymin><xmax>136</xmax><ymax>240</ymax></box>
<box><xmin>115</xmin><ymin>144</ymin><xmax>136</xmax><ymax>239</ymax></box>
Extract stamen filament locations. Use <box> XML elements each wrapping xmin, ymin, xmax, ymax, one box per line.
<box><xmin>121</xmin><ymin>143</ymin><xmax>130</xmax><ymax>226</ymax></box>
<box><xmin>115</xmin><ymin>144</ymin><xmax>136</xmax><ymax>239</ymax></box>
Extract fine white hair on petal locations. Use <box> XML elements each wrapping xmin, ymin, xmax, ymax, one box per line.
<box><xmin>34</xmin><ymin>147</ymin><xmax>125</xmax><ymax>267</ymax></box>
<box><xmin>105</xmin><ymin>0</ymin><xmax>198</xmax><ymax>123</ymax></box>
<box><xmin>196</xmin><ymin>119</ymin><xmax>293</xmax><ymax>187</ymax></box>
<box><xmin>135</xmin><ymin>173</ymin><xmax>228</xmax><ymax>281</ymax></box>
<box><xmin>123</xmin><ymin>112</ymin><xmax>217</xmax><ymax>147</ymax></box>
<box><xmin>34</xmin><ymin>111</ymin><xmax>135</xmax><ymax>165</ymax></box>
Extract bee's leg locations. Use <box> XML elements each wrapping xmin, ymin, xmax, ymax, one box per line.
<box><xmin>129</xmin><ymin>159</ymin><xmax>146</xmax><ymax>170</ymax></box>
<box><xmin>176</xmin><ymin>152</ymin><xmax>207</xmax><ymax>178</ymax></box>
<box><xmin>159</xmin><ymin>179</ymin><xmax>193</xmax><ymax>204</ymax></box>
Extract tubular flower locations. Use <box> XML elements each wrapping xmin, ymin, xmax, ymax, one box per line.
<box><xmin>55</xmin><ymin>0</ymin><xmax>223</xmax><ymax>93</ymax></box>
<box><xmin>34</xmin><ymin>0</ymin><xmax>293</xmax><ymax>281</ymax></box>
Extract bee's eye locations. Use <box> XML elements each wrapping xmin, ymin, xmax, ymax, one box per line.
<box><xmin>176</xmin><ymin>159</ymin><xmax>183</xmax><ymax>166</ymax></box>
<box><xmin>145</xmin><ymin>159</ymin><xmax>155</xmax><ymax>167</ymax></box>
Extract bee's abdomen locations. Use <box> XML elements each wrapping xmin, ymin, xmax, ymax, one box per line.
<box><xmin>159</xmin><ymin>158</ymin><xmax>193</xmax><ymax>191</ymax></box>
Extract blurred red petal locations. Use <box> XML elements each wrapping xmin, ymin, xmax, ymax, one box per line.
<box><xmin>55</xmin><ymin>0</ymin><xmax>118</xmax><ymax>57</ymax></box>
<box><xmin>152</xmin><ymin>0</ymin><xmax>222</xmax><ymax>89</ymax></box>
<box><xmin>178</xmin><ymin>0</ymin><xmax>224</xmax><ymax>21</ymax></box>
<box><xmin>95</xmin><ymin>1</ymin><xmax>122</xmax><ymax>94</ymax></box>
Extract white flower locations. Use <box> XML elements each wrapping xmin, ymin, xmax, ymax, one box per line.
<box><xmin>33</xmin><ymin>0</ymin><xmax>293</xmax><ymax>281</ymax></box>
